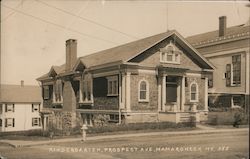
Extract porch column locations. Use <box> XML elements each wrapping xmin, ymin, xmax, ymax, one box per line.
<box><xmin>43</xmin><ymin>115</ymin><xmax>48</xmax><ymax>131</ymax></box>
<box><xmin>53</xmin><ymin>83</ymin><xmax>56</xmax><ymax>103</ymax></box>
<box><xmin>125</xmin><ymin>72</ymin><xmax>131</xmax><ymax>112</ymax></box>
<box><xmin>177</xmin><ymin>79</ymin><xmax>181</xmax><ymax>112</ymax></box>
<box><xmin>181</xmin><ymin>76</ymin><xmax>186</xmax><ymax>112</ymax></box>
<box><xmin>122</xmin><ymin>73</ymin><xmax>126</xmax><ymax>109</ymax></box>
<box><xmin>79</xmin><ymin>79</ymin><xmax>83</xmax><ymax>103</ymax></box>
<box><xmin>158</xmin><ymin>76</ymin><xmax>162</xmax><ymax>111</ymax></box>
<box><xmin>162</xmin><ymin>75</ymin><xmax>166</xmax><ymax>112</ymax></box>
<box><xmin>90</xmin><ymin>74</ymin><xmax>94</xmax><ymax>104</ymax></box>
<box><xmin>119</xmin><ymin>73</ymin><xmax>124</xmax><ymax>109</ymax></box>
<box><xmin>204</xmin><ymin>77</ymin><xmax>208</xmax><ymax>111</ymax></box>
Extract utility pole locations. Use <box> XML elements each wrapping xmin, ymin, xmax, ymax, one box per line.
<box><xmin>0</xmin><ymin>0</ymin><xmax>2</xmax><ymax>102</ymax></box>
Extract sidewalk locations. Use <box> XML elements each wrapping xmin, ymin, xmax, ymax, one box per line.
<box><xmin>0</xmin><ymin>127</ymin><xmax>248</xmax><ymax>148</ymax></box>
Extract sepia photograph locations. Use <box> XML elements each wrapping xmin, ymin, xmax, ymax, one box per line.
<box><xmin>0</xmin><ymin>0</ymin><xmax>249</xmax><ymax>158</ymax></box>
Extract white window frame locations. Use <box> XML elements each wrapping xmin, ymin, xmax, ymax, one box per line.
<box><xmin>160</xmin><ymin>42</ymin><xmax>181</xmax><ymax>64</ymax></box>
<box><xmin>231</xmin><ymin>54</ymin><xmax>241</xmax><ymax>86</ymax></box>
<box><xmin>107</xmin><ymin>76</ymin><xmax>118</xmax><ymax>96</ymax></box>
<box><xmin>6</xmin><ymin>118</ymin><xmax>14</xmax><ymax>127</ymax></box>
<box><xmin>5</xmin><ymin>104</ymin><xmax>14</xmax><ymax>112</ymax></box>
<box><xmin>138</xmin><ymin>79</ymin><xmax>149</xmax><ymax>102</ymax></box>
<box><xmin>32</xmin><ymin>104</ymin><xmax>40</xmax><ymax>112</ymax></box>
<box><xmin>32</xmin><ymin>118</ymin><xmax>41</xmax><ymax>127</ymax></box>
<box><xmin>190</xmin><ymin>82</ymin><xmax>199</xmax><ymax>102</ymax></box>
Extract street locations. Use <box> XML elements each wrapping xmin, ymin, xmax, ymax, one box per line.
<box><xmin>0</xmin><ymin>130</ymin><xmax>249</xmax><ymax>159</ymax></box>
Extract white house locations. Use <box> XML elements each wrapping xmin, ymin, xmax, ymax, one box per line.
<box><xmin>0</xmin><ymin>82</ymin><xmax>42</xmax><ymax>132</ymax></box>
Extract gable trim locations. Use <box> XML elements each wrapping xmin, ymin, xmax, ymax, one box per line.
<box><xmin>127</xmin><ymin>30</ymin><xmax>215</xmax><ymax>70</ymax></box>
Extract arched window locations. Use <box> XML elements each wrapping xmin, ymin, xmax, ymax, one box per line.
<box><xmin>190</xmin><ymin>82</ymin><xmax>198</xmax><ymax>102</ymax></box>
<box><xmin>138</xmin><ymin>80</ymin><xmax>149</xmax><ymax>102</ymax></box>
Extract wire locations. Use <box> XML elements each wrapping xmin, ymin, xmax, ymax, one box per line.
<box><xmin>2</xmin><ymin>4</ymin><xmax>119</xmax><ymax>45</ymax></box>
<box><xmin>1</xmin><ymin>0</ymin><xmax>24</xmax><ymax>23</ymax></box>
<box><xmin>35</xmin><ymin>0</ymin><xmax>138</xmax><ymax>40</ymax></box>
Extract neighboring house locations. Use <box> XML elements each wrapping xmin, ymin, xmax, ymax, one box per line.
<box><xmin>0</xmin><ymin>82</ymin><xmax>42</xmax><ymax>132</ymax></box>
<box><xmin>187</xmin><ymin>16</ymin><xmax>250</xmax><ymax>112</ymax></box>
<box><xmin>37</xmin><ymin>30</ymin><xmax>214</xmax><ymax>130</ymax></box>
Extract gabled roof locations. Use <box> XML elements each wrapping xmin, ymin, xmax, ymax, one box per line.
<box><xmin>0</xmin><ymin>84</ymin><xmax>41</xmax><ymax>103</ymax></box>
<box><xmin>186</xmin><ymin>23</ymin><xmax>250</xmax><ymax>47</ymax></box>
<box><xmin>78</xmin><ymin>31</ymin><xmax>175</xmax><ymax>68</ymax></box>
<box><xmin>38</xmin><ymin>30</ymin><xmax>214</xmax><ymax>81</ymax></box>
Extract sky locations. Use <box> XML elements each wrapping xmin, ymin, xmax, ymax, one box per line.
<box><xmin>1</xmin><ymin>0</ymin><xmax>249</xmax><ymax>85</ymax></box>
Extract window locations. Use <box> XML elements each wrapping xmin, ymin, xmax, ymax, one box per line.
<box><xmin>54</xmin><ymin>79</ymin><xmax>63</xmax><ymax>102</ymax></box>
<box><xmin>232</xmin><ymin>55</ymin><xmax>241</xmax><ymax>85</ymax></box>
<box><xmin>32</xmin><ymin>104</ymin><xmax>40</xmax><ymax>112</ymax></box>
<box><xmin>109</xmin><ymin>114</ymin><xmax>119</xmax><ymax>122</ymax></box>
<box><xmin>160</xmin><ymin>42</ymin><xmax>180</xmax><ymax>64</ymax></box>
<box><xmin>43</xmin><ymin>85</ymin><xmax>50</xmax><ymax>100</ymax></box>
<box><xmin>226</xmin><ymin>55</ymin><xmax>241</xmax><ymax>87</ymax></box>
<box><xmin>0</xmin><ymin>119</ymin><xmax>2</xmax><ymax>127</ymax></box>
<box><xmin>32</xmin><ymin>118</ymin><xmax>41</xmax><ymax>126</ymax></box>
<box><xmin>208</xmin><ymin>73</ymin><xmax>213</xmax><ymax>88</ymax></box>
<box><xmin>5</xmin><ymin>104</ymin><xmax>14</xmax><ymax>112</ymax></box>
<box><xmin>226</xmin><ymin>64</ymin><xmax>231</xmax><ymax>86</ymax></box>
<box><xmin>138</xmin><ymin>80</ymin><xmax>149</xmax><ymax>102</ymax></box>
<box><xmin>190</xmin><ymin>82</ymin><xmax>198</xmax><ymax>102</ymax></box>
<box><xmin>81</xmin><ymin>74</ymin><xmax>92</xmax><ymax>102</ymax></box>
<box><xmin>107</xmin><ymin>76</ymin><xmax>118</xmax><ymax>96</ymax></box>
<box><xmin>5</xmin><ymin>118</ymin><xmax>14</xmax><ymax>127</ymax></box>
<box><xmin>232</xmin><ymin>95</ymin><xmax>242</xmax><ymax>108</ymax></box>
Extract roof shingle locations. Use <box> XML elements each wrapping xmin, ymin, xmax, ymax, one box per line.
<box><xmin>0</xmin><ymin>84</ymin><xmax>41</xmax><ymax>103</ymax></box>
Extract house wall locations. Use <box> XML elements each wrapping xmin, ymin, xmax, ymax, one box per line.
<box><xmin>207</xmin><ymin>51</ymin><xmax>247</xmax><ymax>94</ymax></box>
<box><xmin>185</xmin><ymin>76</ymin><xmax>206</xmax><ymax>110</ymax></box>
<box><xmin>0</xmin><ymin>103</ymin><xmax>41</xmax><ymax>132</ymax></box>
<box><xmin>93</xmin><ymin>76</ymin><xmax>119</xmax><ymax>110</ymax></box>
<box><xmin>138</xmin><ymin>40</ymin><xmax>202</xmax><ymax>72</ymax></box>
<box><xmin>130</xmin><ymin>73</ymin><xmax>158</xmax><ymax>112</ymax></box>
<box><xmin>196</xmin><ymin>38</ymin><xmax>249</xmax><ymax>55</ymax></box>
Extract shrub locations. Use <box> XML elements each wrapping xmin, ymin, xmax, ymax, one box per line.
<box><xmin>86</xmin><ymin>121</ymin><xmax>193</xmax><ymax>134</ymax></box>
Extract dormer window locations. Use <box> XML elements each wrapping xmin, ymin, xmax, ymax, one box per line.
<box><xmin>160</xmin><ymin>42</ymin><xmax>180</xmax><ymax>64</ymax></box>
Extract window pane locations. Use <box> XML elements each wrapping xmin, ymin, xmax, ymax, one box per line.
<box><xmin>140</xmin><ymin>91</ymin><xmax>146</xmax><ymax>100</ymax></box>
<box><xmin>191</xmin><ymin>84</ymin><xmax>196</xmax><ymax>92</ymax></box>
<box><xmin>191</xmin><ymin>93</ymin><xmax>196</xmax><ymax>100</ymax></box>
<box><xmin>140</xmin><ymin>81</ymin><xmax>146</xmax><ymax>91</ymax></box>
<box><xmin>167</xmin><ymin>54</ymin><xmax>173</xmax><ymax>61</ymax></box>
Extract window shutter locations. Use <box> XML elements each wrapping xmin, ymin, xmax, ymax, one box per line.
<box><xmin>12</xmin><ymin>118</ymin><xmax>15</xmax><ymax>127</ymax></box>
<box><xmin>32</xmin><ymin>104</ymin><xmax>34</xmax><ymax>112</ymax></box>
<box><xmin>226</xmin><ymin>64</ymin><xmax>231</xmax><ymax>87</ymax></box>
<box><xmin>5</xmin><ymin>104</ymin><xmax>7</xmax><ymax>112</ymax></box>
<box><xmin>5</xmin><ymin>119</ymin><xmax>7</xmax><ymax>127</ymax></box>
<box><xmin>12</xmin><ymin>104</ymin><xmax>15</xmax><ymax>112</ymax></box>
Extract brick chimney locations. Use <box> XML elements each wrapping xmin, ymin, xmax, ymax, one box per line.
<box><xmin>21</xmin><ymin>80</ymin><xmax>24</xmax><ymax>87</ymax></box>
<box><xmin>219</xmin><ymin>16</ymin><xmax>227</xmax><ymax>37</ymax></box>
<box><xmin>66</xmin><ymin>39</ymin><xmax>77</xmax><ymax>72</ymax></box>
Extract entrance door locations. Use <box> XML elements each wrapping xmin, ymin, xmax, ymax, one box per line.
<box><xmin>166</xmin><ymin>76</ymin><xmax>177</xmax><ymax>103</ymax></box>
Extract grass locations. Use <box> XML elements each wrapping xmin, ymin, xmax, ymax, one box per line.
<box><xmin>0</xmin><ymin>122</ymin><xmax>196</xmax><ymax>141</ymax></box>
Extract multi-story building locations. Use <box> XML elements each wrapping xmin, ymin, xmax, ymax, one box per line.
<box><xmin>187</xmin><ymin>16</ymin><xmax>250</xmax><ymax>112</ymax></box>
<box><xmin>0</xmin><ymin>82</ymin><xmax>42</xmax><ymax>132</ymax></box>
<box><xmin>37</xmin><ymin>30</ymin><xmax>214</xmax><ymax>130</ymax></box>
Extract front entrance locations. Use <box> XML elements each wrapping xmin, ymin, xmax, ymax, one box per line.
<box><xmin>166</xmin><ymin>76</ymin><xmax>178</xmax><ymax>103</ymax></box>
<box><xmin>165</xmin><ymin>76</ymin><xmax>181</xmax><ymax>112</ymax></box>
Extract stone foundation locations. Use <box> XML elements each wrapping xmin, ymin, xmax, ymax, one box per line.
<box><xmin>124</xmin><ymin>113</ymin><xmax>158</xmax><ymax>123</ymax></box>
